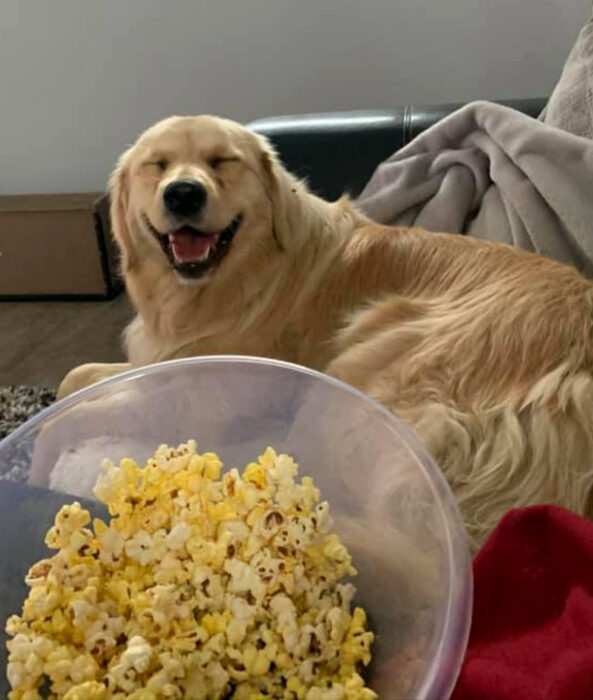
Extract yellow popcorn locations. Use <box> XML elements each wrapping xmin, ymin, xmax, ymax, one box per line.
<box><xmin>5</xmin><ymin>441</ymin><xmax>375</xmax><ymax>699</ymax></box>
<box><xmin>200</xmin><ymin>611</ymin><xmax>230</xmax><ymax>637</ymax></box>
<box><xmin>243</xmin><ymin>462</ymin><xmax>267</xmax><ymax>489</ymax></box>
<box><xmin>202</xmin><ymin>453</ymin><xmax>223</xmax><ymax>481</ymax></box>
<box><xmin>286</xmin><ymin>676</ymin><xmax>307</xmax><ymax>698</ymax></box>
<box><xmin>206</xmin><ymin>501</ymin><xmax>236</xmax><ymax>523</ymax></box>
<box><xmin>63</xmin><ymin>680</ymin><xmax>108</xmax><ymax>699</ymax></box>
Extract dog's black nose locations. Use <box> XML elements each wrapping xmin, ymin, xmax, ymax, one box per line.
<box><xmin>163</xmin><ymin>180</ymin><xmax>207</xmax><ymax>218</ymax></box>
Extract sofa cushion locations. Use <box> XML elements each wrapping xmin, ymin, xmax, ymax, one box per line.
<box><xmin>541</xmin><ymin>15</ymin><xmax>593</xmax><ymax>139</ymax></box>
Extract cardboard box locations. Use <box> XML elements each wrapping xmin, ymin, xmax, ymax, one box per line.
<box><xmin>0</xmin><ymin>193</ymin><xmax>122</xmax><ymax>299</ymax></box>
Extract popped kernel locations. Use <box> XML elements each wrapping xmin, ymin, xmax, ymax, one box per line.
<box><xmin>5</xmin><ymin>441</ymin><xmax>375</xmax><ymax>699</ymax></box>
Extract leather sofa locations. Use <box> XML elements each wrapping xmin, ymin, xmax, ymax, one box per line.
<box><xmin>248</xmin><ymin>98</ymin><xmax>546</xmax><ymax>200</ymax></box>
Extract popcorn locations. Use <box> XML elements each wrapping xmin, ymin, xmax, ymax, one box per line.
<box><xmin>164</xmin><ymin>522</ymin><xmax>192</xmax><ymax>551</ymax></box>
<box><xmin>63</xmin><ymin>680</ymin><xmax>109</xmax><ymax>699</ymax></box>
<box><xmin>107</xmin><ymin>636</ymin><xmax>153</xmax><ymax>692</ymax></box>
<box><xmin>125</xmin><ymin>530</ymin><xmax>156</xmax><ymax>565</ymax></box>
<box><xmin>5</xmin><ymin>441</ymin><xmax>375</xmax><ymax>698</ymax></box>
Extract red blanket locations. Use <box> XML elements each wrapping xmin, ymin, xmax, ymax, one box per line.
<box><xmin>453</xmin><ymin>505</ymin><xmax>593</xmax><ymax>700</ymax></box>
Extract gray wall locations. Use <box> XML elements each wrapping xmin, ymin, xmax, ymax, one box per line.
<box><xmin>0</xmin><ymin>0</ymin><xmax>589</xmax><ymax>194</ymax></box>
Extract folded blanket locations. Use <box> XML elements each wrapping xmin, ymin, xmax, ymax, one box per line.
<box><xmin>453</xmin><ymin>505</ymin><xmax>593</xmax><ymax>700</ymax></box>
<box><xmin>356</xmin><ymin>101</ymin><xmax>593</xmax><ymax>277</ymax></box>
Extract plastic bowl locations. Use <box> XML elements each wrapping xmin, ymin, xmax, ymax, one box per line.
<box><xmin>0</xmin><ymin>356</ymin><xmax>472</xmax><ymax>698</ymax></box>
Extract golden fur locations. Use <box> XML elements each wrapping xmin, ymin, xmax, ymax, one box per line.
<box><xmin>59</xmin><ymin>115</ymin><xmax>593</xmax><ymax>551</ymax></box>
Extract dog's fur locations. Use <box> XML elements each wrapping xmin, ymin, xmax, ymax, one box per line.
<box><xmin>59</xmin><ymin>115</ymin><xmax>593</xmax><ymax>551</ymax></box>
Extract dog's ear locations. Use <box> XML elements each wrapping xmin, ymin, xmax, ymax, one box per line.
<box><xmin>258</xmin><ymin>135</ymin><xmax>306</xmax><ymax>253</ymax></box>
<box><xmin>109</xmin><ymin>147</ymin><xmax>137</xmax><ymax>272</ymax></box>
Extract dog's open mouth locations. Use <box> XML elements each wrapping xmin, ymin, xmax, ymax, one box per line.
<box><xmin>144</xmin><ymin>214</ymin><xmax>243</xmax><ymax>279</ymax></box>
<box><xmin>163</xmin><ymin>217</ymin><xmax>242</xmax><ymax>278</ymax></box>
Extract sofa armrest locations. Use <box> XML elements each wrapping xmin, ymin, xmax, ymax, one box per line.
<box><xmin>248</xmin><ymin>98</ymin><xmax>546</xmax><ymax>200</ymax></box>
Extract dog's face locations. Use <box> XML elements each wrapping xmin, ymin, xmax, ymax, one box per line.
<box><xmin>111</xmin><ymin>115</ymin><xmax>283</xmax><ymax>284</ymax></box>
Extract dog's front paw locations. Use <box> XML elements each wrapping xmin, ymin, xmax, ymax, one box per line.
<box><xmin>57</xmin><ymin>362</ymin><xmax>131</xmax><ymax>400</ymax></box>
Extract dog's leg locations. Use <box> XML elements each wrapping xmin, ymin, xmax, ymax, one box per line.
<box><xmin>329</xmin><ymin>299</ymin><xmax>593</xmax><ymax>551</ymax></box>
<box><xmin>370</xmin><ymin>369</ymin><xmax>593</xmax><ymax>553</ymax></box>
<box><xmin>57</xmin><ymin>362</ymin><xmax>132</xmax><ymax>400</ymax></box>
<box><xmin>327</xmin><ymin>297</ymin><xmax>429</xmax><ymax>395</ymax></box>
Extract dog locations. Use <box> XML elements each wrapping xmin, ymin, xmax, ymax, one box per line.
<box><xmin>58</xmin><ymin>115</ymin><xmax>593</xmax><ymax>551</ymax></box>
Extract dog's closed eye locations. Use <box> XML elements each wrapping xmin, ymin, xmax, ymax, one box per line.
<box><xmin>208</xmin><ymin>155</ymin><xmax>239</xmax><ymax>169</ymax></box>
<box><xmin>143</xmin><ymin>158</ymin><xmax>168</xmax><ymax>173</ymax></box>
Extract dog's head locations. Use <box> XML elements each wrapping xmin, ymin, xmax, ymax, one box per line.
<box><xmin>110</xmin><ymin>115</ymin><xmax>298</xmax><ymax>285</ymax></box>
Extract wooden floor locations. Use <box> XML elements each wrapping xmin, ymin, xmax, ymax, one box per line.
<box><xmin>0</xmin><ymin>294</ymin><xmax>132</xmax><ymax>389</ymax></box>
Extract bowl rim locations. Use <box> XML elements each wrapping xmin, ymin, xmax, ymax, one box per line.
<box><xmin>0</xmin><ymin>355</ymin><xmax>472</xmax><ymax>698</ymax></box>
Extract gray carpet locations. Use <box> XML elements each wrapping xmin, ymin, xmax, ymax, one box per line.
<box><xmin>0</xmin><ymin>386</ymin><xmax>55</xmax><ymax>482</ymax></box>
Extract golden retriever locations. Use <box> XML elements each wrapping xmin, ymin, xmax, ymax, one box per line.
<box><xmin>58</xmin><ymin>115</ymin><xmax>593</xmax><ymax>551</ymax></box>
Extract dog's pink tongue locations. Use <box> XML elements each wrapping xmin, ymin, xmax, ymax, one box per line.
<box><xmin>169</xmin><ymin>227</ymin><xmax>217</xmax><ymax>263</ymax></box>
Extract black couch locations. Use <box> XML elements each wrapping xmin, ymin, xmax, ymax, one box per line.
<box><xmin>248</xmin><ymin>98</ymin><xmax>546</xmax><ymax>201</ymax></box>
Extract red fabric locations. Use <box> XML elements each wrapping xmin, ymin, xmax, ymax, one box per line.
<box><xmin>453</xmin><ymin>505</ymin><xmax>593</xmax><ymax>700</ymax></box>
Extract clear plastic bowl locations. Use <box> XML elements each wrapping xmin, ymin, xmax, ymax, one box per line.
<box><xmin>0</xmin><ymin>356</ymin><xmax>472</xmax><ymax>698</ymax></box>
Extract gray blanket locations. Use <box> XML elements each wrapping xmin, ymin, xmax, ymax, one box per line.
<box><xmin>356</xmin><ymin>101</ymin><xmax>593</xmax><ymax>277</ymax></box>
